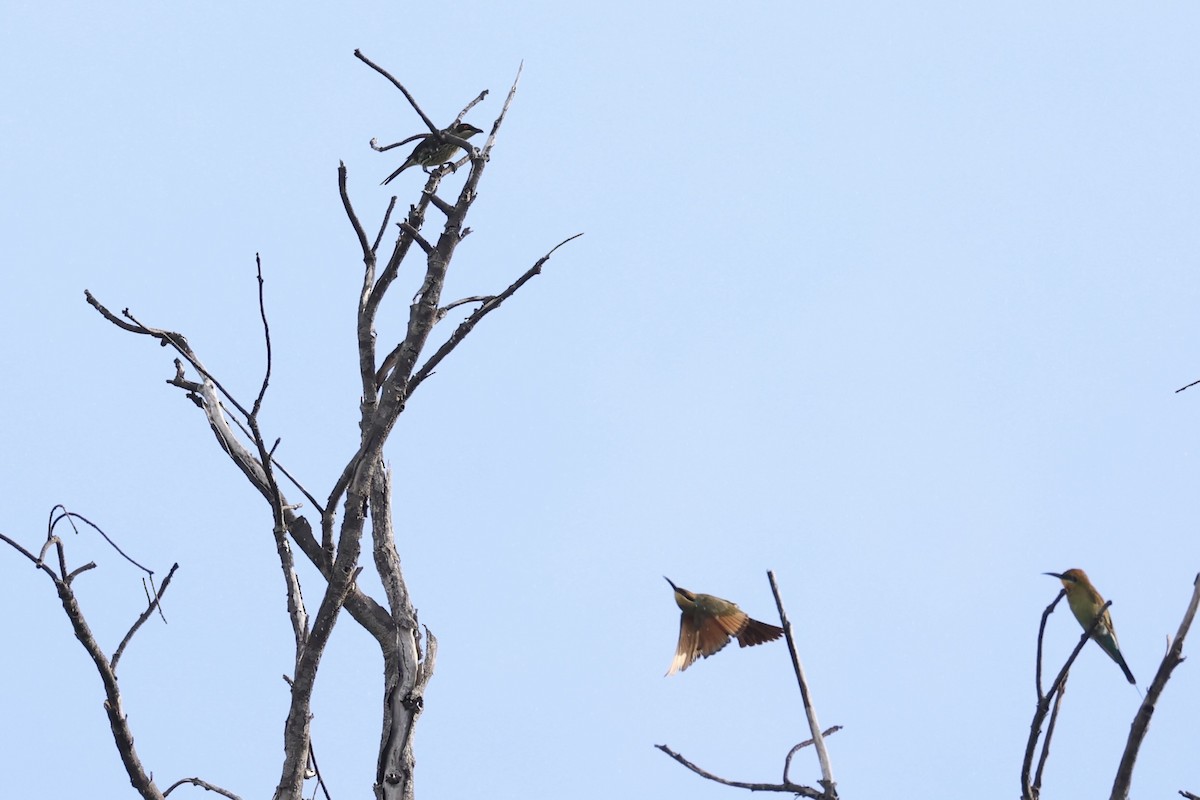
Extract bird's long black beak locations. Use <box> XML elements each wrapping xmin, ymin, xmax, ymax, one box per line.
<box><xmin>663</xmin><ymin>576</ymin><xmax>679</xmax><ymax>591</ymax></box>
<box><xmin>1043</xmin><ymin>572</ymin><xmax>1064</xmax><ymax>579</ymax></box>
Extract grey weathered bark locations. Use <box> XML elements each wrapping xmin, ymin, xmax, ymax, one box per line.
<box><xmin>52</xmin><ymin>54</ymin><xmax>579</xmax><ymax>800</ymax></box>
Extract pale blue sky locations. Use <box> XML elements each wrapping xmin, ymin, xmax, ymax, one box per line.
<box><xmin>3</xmin><ymin>3</ymin><xmax>1199</xmax><ymax>798</ymax></box>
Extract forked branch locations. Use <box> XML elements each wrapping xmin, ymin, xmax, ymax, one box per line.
<box><xmin>1022</xmin><ymin>591</ymin><xmax>1111</xmax><ymax>800</ymax></box>
<box><xmin>67</xmin><ymin>53</ymin><xmax>569</xmax><ymax>800</ymax></box>
<box><xmin>658</xmin><ymin>572</ymin><xmax>839</xmax><ymax>799</ymax></box>
<box><xmin>1023</xmin><ymin>576</ymin><xmax>1200</xmax><ymax>800</ymax></box>
<box><xmin>0</xmin><ymin>513</ymin><xmax>235</xmax><ymax>800</ymax></box>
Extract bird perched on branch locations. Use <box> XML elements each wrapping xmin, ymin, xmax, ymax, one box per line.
<box><xmin>1045</xmin><ymin>568</ymin><xmax>1136</xmax><ymax>684</ymax></box>
<box><xmin>664</xmin><ymin>577</ymin><xmax>783</xmax><ymax>676</ymax></box>
<box><xmin>381</xmin><ymin>121</ymin><xmax>484</xmax><ymax>185</ymax></box>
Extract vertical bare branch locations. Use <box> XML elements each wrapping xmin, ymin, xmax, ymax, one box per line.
<box><xmin>768</xmin><ymin>571</ymin><xmax>837</xmax><ymax>799</ymax></box>
<box><xmin>273</xmin><ymin>562</ymin><xmax>364</xmax><ymax>800</ymax></box>
<box><xmin>369</xmin><ymin>465</ymin><xmax>429</xmax><ymax>800</ymax></box>
<box><xmin>341</xmin><ymin>160</ymin><xmax>381</xmax><ymax>402</ymax></box>
<box><xmin>245</xmin><ymin>256</ymin><xmax>309</xmax><ymax>651</ymax></box>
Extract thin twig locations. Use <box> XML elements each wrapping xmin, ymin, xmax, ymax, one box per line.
<box><xmin>1022</xmin><ymin>591</ymin><xmax>1114</xmax><ymax>800</ymax></box>
<box><xmin>654</xmin><ymin>744</ymin><xmax>824</xmax><ymax>798</ymax></box>
<box><xmin>783</xmin><ymin>726</ymin><xmax>843</xmax><ymax>786</ymax></box>
<box><xmin>354</xmin><ymin>50</ymin><xmax>440</xmax><ymax>136</ymax></box>
<box><xmin>112</xmin><ymin>563</ymin><xmax>180</xmax><ymax>672</ymax></box>
<box><xmin>407</xmin><ymin>233</ymin><xmax>582</xmax><ymax>395</ymax></box>
<box><xmin>308</xmin><ymin>736</ymin><xmax>333</xmax><ymax>800</ymax></box>
<box><xmin>242</xmin><ymin>260</ymin><xmax>308</xmax><ymax>650</ymax></box>
<box><xmin>65</xmin><ymin>562</ymin><xmax>98</xmax><ymax>581</ymax></box>
<box><xmin>5</xmin><ymin>528</ymin><xmax>165</xmax><ymax>796</ymax></box>
<box><xmin>126</xmin><ymin>308</ymin><xmax>255</xmax><ymax>423</ymax></box>
<box><xmin>251</xmin><ymin>254</ymin><xmax>273</xmax><ymax>417</ymax></box>
<box><xmin>369</xmin><ymin>132</ymin><xmax>426</xmax><ymax>154</ymax></box>
<box><xmin>86</xmin><ymin>291</ymin><xmax>258</xmax><ymax>428</ymax></box>
<box><xmin>223</xmin><ymin>405</ymin><xmax>325</xmax><ymax>515</ymax></box>
<box><xmin>438</xmin><ymin>295</ymin><xmax>492</xmax><ymax>317</ymax></box>
<box><xmin>49</xmin><ymin>505</ymin><xmax>155</xmax><ymax>576</ymax></box>
<box><xmin>361</xmin><ymin>201</ymin><xmax>425</xmax><ymax>353</ymax></box>
<box><xmin>0</xmin><ymin>531</ymin><xmax>59</xmax><ymax>576</ymax></box>
<box><xmin>1033</xmin><ymin>682</ymin><xmax>1065</xmax><ymax>793</ymax></box>
<box><xmin>372</xmin><ymin>197</ymin><xmax>396</xmax><ymax>256</ymax></box>
<box><xmin>340</xmin><ymin>161</ymin><xmax>374</xmax><ymax>269</ymax></box>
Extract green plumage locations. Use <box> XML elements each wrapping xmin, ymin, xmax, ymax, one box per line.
<box><xmin>1046</xmin><ymin>568</ymin><xmax>1135</xmax><ymax>684</ymax></box>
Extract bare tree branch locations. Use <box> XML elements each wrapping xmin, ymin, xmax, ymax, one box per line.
<box><xmin>341</xmin><ymin>160</ymin><xmax>374</xmax><ymax>269</ymax></box>
<box><xmin>112</xmin><ymin>563</ymin><xmax>179</xmax><ymax>671</ymax></box>
<box><xmin>368</xmin><ymin>466</ymin><xmax>434</xmax><ymax>800</ymax></box>
<box><xmin>768</xmin><ymin>570</ymin><xmax>838</xmax><ymax>799</ymax></box>
<box><xmin>1023</xmin><ymin>589</ymin><xmax>1141</xmax><ymax>800</ymax></box>
<box><xmin>1032</xmin><ymin>681</ymin><xmax>1065</xmax><ymax>792</ymax></box>
<box><xmin>407</xmin><ymin>233</ymin><xmax>583</xmax><ymax>396</ymax></box>
<box><xmin>325</xmin><ymin>62</ymin><xmax>524</xmax><ymax>548</ymax></box>
<box><xmin>307</xmin><ymin>738</ymin><xmax>334</xmax><ymax>800</ymax></box>
<box><xmin>783</xmin><ymin>727</ymin><xmax>844</xmax><ymax>786</ymax></box>
<box><xmin>222</xmin><ymin>403</ymin><xmax>325</xmax><ymax>515</ymax></box>
<box><xmin>397</xmin><ymin>223</ymin><xmax>434</xmax><ymax>255</ymax></box>
<box><xmin>354</xmin><ymin>50</ymin><xmax>442</xmax><ymax>137</ymax></box>
<box><xmin>70</xmin><ymin>55</ymin><xmax>561</xmax><ymax>800</ymax></box>
<box><xmin>163</xmin><ymin>777</ymin><xmax>243</xmax><ymax>799</ymax></box>
<box><xmin>0</xmin><ymin>531</ymin><xmax>63</xmax><ymax>577</ymax></box>
<box><xmin>1022</xmin><ymin>590</ymin><xmax>1107</xmax><ymax>800</ymax></box>
<box><xmin>1</xmin><ymin>528</ymin><xmax>171</xmax><ymax>800</ymax></box>
<box><xmin>251</xmin><ymin>253</ymin><xmax>274</xmax><ymax>417</ymax></box>
<box><xmin>49</xmin><ymin>504</ymin><xmax>155</xmax><ymax>575</ymax></box>
<box><xmin>654</xmin><ymin>744</ymin><xmax>826</xmax><ymax>798</ymax></box>
<box><xmin>243</xmin><ymin>255</ymin><xmax>309</xmax><ymax>652</ymax></box>
<box><xmin>657</xmin><ymin>574</ymin><xmax>837</xmax><ymax>799</ymax></box>
<box><xmin>1109</xmin><ymin>573</ymin><xmax>1200</xmax><ymax>800</ymax></box>
<box><xmin>86</xmin><ymin>296</ymin><xmax>393</xmax><ymax>638</ymax></box>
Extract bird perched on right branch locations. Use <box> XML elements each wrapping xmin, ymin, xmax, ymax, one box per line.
<box><xmin>664</xmin><ymin>577</ymin><xmax>783</xmax><ymax>676</ymax></box>
<box><xmin>381</xmin><ymin>121</ymin><xmax>484</xmax><ymax>185</ymax></box>
<box><xmin>1045</xmin><ymin>568</ymin><xmax>1136</xmax><ymax>684</ymax></box>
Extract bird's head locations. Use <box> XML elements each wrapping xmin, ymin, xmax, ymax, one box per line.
<box><xmin>1044</xmin><ymin>568</ymin><xmax>1087</xmax><ymax>589</ymax></box>
<box><xmin>664</xmin><ymin>576</ymin><xmax>694</xmax><ymax>604</ymax></box>
<box><xmin>448</xmin><ymin>121</ymin><xmax>484</xmax><ymax>139</ymax></box>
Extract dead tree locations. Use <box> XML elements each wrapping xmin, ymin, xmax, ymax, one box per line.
<box><xmin>2</xmin><ymin>54</ymin><xmax>578</xmax><ymax>800</ymax></box>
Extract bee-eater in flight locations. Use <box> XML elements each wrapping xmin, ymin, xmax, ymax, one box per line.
<box><xmin>664</xmin><ymin>577</ymin><xmax>783</xmax><ymax>676</ymax></box>
<box><xmin>1045</xmin><ymin>568</ymin><xmax>1136</xmax><ymax>684</ymax></box>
